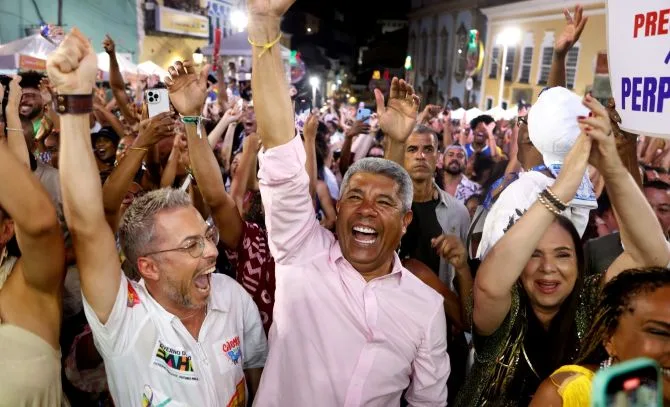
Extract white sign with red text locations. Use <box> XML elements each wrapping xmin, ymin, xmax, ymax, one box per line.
<box><xmin>607</xmin><ymin>1</ymin><xmax>670</xmax><ymax>138</ymax></box>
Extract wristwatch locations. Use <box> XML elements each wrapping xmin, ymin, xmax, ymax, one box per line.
<box><xmin>53</xmin><ymin>94</ymin><xmax>94</xmax><ymax>114</ymax></box>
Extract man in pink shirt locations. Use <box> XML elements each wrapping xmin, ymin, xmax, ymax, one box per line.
<box><xmin>248</xmin><ymin>1</ymin><xmax>450</xmax><ymax>406</ymax></box>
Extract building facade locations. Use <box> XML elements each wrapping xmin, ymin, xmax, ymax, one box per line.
<box><xmin>0</xmin><ymin>0</ymin><xmax>138</xmax><ymax>59</ymax></box>
<box><xmin>480</xmin><ymin>0</ymin><xmax>606</xmax><ymax>109</ymax></box>
<box><xmin>407</xmin><ymin>0</ymin><xmax>518</xmax><ymax>108</ymax></box>
<box><xmin>140</xmin><ymin>0</ymin><xmax>245</xmax><ymax>68</ymax></box>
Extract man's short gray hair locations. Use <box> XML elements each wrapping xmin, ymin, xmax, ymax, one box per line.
<box><xmin>340</xmin><ymin>158</ymin><xmax>414</xmax><ymax>212</ymax></box>
<box><xmin>118</xmin><ymin>188</ymin><xmax>192</xmax><ymax>266</ymax></box>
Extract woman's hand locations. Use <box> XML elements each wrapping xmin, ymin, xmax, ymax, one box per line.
<box><xmin>578</xmin><ymin>94</ymin><xmax>621</xmax><ymax>176</ymax></box>
<box><xmin>303</xmin><ymin>114</ymin><xmax>319</xmax><ymax>143</ymax></box>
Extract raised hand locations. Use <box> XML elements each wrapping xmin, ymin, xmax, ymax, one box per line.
<box><xmin>7</xmin><ymin>76</ymin><xmax>22</xmax><ymax>109</ymax></box>
<box><xmin>223</xmin><ymin>102</ymin><xmax>245</xmax><ymax>124</ymax></box>
<box><xmin>247</xmin><ymin>0</ymin><xmax>296</xmax><ymax>17</ymax></box>
<box><xmin>102</xmin><ymin>34</ymin><xmax>115</xmax><ymax>55</ymax></box>
<box><xmin>136</xmin><ymin>112</ymin><xmax>174</xmax><ymax>149</ymax></box>
<box><xmin>46</xmin><ymin>28</ymin><xmax>97</xmax><ymax>96</ymax></box>
<box><xmin>164</xmin><ymin>60</ymin><xmax>210</xmax><ymax>117</ymax></box>
<box><xmin>432</xmin><ymin>234</ymin><xmax>468</xmax><ymax>271</ymax></box>
<box><xmin>578</xmin><ymin>94</ymin><xmax>619</xmax><ymax>175</ymax></box>
<box><xmin>303</xmin><ymin>114</ymin><xmax>319</xmax><ymax>142</ymax></box>
<box><xmin>555</xmin><ymin>5</ymin><xmax>588</xmax><ymax>56</ymax></box>
<box><xmin>418</xmin><ymin>104</ymin><xmax>442</xmax><ymax>125</ymax></box>
<box><xmin>374</xmin><ymin>77</ymin><xmax>420</xmax><ymax>143</ymax></box>
<box><xmin>345</xmin><ymin>120</ymin><xmax>371</xmax><ymax>139</ymax></box>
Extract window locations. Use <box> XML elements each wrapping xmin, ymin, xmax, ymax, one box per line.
<box><xmin>409</xmin><ymin>31</ymin><xmax>417</xmax><ymax>61</ymax></box>
<box><xmin>489</xmin><ymin>46</ymin><xmax>500</xmax><ymax>79</ymax></box>
<box><xmin>439</xmin><ymin>27</ymin><xmax>449</xmax><ymax>78</ymax></box>
<box><xmin>537</xmin><ymin>32</ymin><xmax>555</xmax><ymax>85</ymax></box>
<box><xmin>517</xmin><ymin>32</ymin><xmax>534</xmax><ymax>83</ymax></box>
<box><xmin>504</xmin><ymin>47</ymin><xmax>516</xmax><ymax>82</ymax></box>
<box><xmin>453</xmin><ymin>24</ymin><xmax>468</xmax><ymax>82</ymax></box>
<box><xmin>421</xmin><ymin>31</ymin><xmax>428</xmax><ymax>74</ymax></box>
<box><xmin>485</xmin><ymin>96</ymin><xmax>494</xmax><ymax>110</ymax></box>
<box><xmin>565</xmin><ymin>45</ymin><xmax>580</xmax><ymax>89</ymax></box>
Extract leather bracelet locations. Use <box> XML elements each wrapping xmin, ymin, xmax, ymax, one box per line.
<box><xmin>53</xmin><ymin>94</ymin><xmax>94</xmax><ymax>115</ymax></box>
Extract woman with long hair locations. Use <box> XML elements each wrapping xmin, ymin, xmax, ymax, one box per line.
<box><xmin>530</xmin><ymin>267</ymin><xmax>670</xmax><ymax>406</ymax></box>
<box><xmin>455</xmin><ymin>95</ymin><xmax>669</xmax><ymax>406</ymax></box>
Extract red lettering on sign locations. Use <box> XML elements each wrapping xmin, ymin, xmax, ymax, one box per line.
<box><xmin>634</xmin><ymin>9</ymin><xmax>670</xmax><ymax>38</ymax></box>
<box><xmin>634</xmin><ymin>14</ymin><xmax>644</xmax><ymax>37</ymax></box>
<box><xmin>660</xmin><ymin>9</ymin><xmax>670</xmax><ymax>35</ymax></box>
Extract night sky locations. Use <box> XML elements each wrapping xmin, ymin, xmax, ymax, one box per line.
<box><xmin>291</xmin><ymin>0</ymin><xmax>410</xmax><ymax>43</ymax></box>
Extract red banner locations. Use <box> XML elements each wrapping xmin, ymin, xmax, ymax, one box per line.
<box><xmin>213</xmin><ymin>28</ymin><xmax>222</xmax><ymax>72</ymax></box>
<box><xmin>19</xmin><ymin>55</ymin><xmax>46</xmax><ymax>71</ymax></box>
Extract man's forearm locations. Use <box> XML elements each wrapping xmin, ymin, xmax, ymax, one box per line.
<box><xmin>548</xmin><ymin>53</ymin><xmax>566</xmax><ymax>88</ymax></box>
<box><xmin>249</xmin><ymin>15</ymin><xmax>294</xmax><ymax>149</ymax></box>
<box><xmin>384</xmin><ymin>139</ymin><xmax>405</xmax><ymax>166</ymax></box>
<box><xmin>108</xmin><ymin>54</ymin><xmax>125</xmax><ymax>91</ymax></box>
<box><xmin>59</xmin><ymin>115</ymin><xmax>107</xmax><ymax>234</ymax></box>
<box><xmin>102</xmin><ymin>149</ymin><xmax>146</xmax><ymax>229</ymax></box>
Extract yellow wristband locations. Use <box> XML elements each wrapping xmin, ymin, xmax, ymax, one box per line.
<box><xmin>248</xmin><ymin>32</ymin><xmax>282</xmax><ymax>58</ymax></box>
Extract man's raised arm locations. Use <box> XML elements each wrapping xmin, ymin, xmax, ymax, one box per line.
<box><xmin>248</xmin><ymin>0</ymin><xmax>296</xmax><ymax>149</ymax></box>
<box><xmin>247</xmin><ymin>0</ymin><xmax>332</xmax><ymax>264</ymax></box>
<box><xmin>48</xmin><ymin>28</ymin><xmax>121</xmax><ymax>324</ymax></box>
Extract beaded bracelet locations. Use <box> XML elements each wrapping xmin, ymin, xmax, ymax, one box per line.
<box><xmin>542</xmin><ymin>187</ymin><xmax>568</xmax><ymax>211</ymax></box>
<box><xmin>538</xmin><ymin>194</ymin><xmax>562</xmax><ymax>217</ymax></box>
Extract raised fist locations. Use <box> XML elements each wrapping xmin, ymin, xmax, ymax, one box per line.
<box><xmin>46</xmin><ymin>28</ymin><xmax>97</xmax><ymax>96</ymax></box>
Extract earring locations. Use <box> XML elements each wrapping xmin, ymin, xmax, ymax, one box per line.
<box><xmin>600</xmin><ymin>356</ymin><xmax>614</xmax><ymax>370</ymax></box>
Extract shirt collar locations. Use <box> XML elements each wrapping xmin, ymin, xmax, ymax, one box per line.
<box><xmin>137</xmin><ymin>277</ymin><xmax>227</xmax><ymax>323</ymax></box>
<box><xmin>330</xmin><ymin>241</ymin><xmax>404</xmax><ymax>284</ymax></box>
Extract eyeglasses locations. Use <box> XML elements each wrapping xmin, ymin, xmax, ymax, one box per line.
<box><xmin>142</xmin><ymin>225</ymin><xmax>219</xmax><ymax>258</ymax></box>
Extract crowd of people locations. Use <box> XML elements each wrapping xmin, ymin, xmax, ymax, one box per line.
<box><xmin>0</xmin><ymin>1</ymin><xmax>669</xmax><ymax>406</ymax></box>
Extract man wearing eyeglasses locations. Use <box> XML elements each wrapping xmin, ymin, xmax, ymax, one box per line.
<box><xmin>49</xmin><ymin>30</ymin><xmax>267</xmax><ymax>407</ymax></box>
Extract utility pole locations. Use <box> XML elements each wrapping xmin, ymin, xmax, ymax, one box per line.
<box><xmin>58</xmin><ymin>0</ymin><xmax>63</xmax><ymax>26</ymax></box>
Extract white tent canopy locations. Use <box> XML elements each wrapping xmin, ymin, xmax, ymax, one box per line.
<box><xmin>451</xmin><ymin>107</ymin><xmax>466</xmax><ymax>122</ymax></box>
<box><xmin>0</xmin><ymin>34</ymin><xmax>58</xmax><ymax>73</ymax></box>
<box><xmin>0</xmin><ymin>34</ymin><xmax>57</xmax><ymax>58</ymax></box>
<box><xmin>137</xmin><ymin>61</ymin><xmax>169</xmax><ymax>78</ymax></box>
<box><xmin>97</xmin><ymin>52</ymin><xmax>137</xmax><ymax>74</ymax></box>
<box><xmin>485</xmin><ymin>106</ymin><xmax>506</xmax><ymax>121</ymax></box>
<box><xmin>466</xmin><ymin>107</ymin><xmax>485</xmax><ymax>123</ymax></box>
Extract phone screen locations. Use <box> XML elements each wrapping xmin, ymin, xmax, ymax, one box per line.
<box><xmin>605</xmin><ymin>365</ymin><xmax>659</xmax><ymax>407</ymax></box>
<box><xmin>295</xmin><ymin>97</ymin><xmax>312</xmax><ymax>116</ymax></box>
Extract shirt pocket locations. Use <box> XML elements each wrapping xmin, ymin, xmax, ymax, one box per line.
<box><xmin>213</xmin><ymin>335</ymin><xmax>244</xmax><ymax>375</ymax></box>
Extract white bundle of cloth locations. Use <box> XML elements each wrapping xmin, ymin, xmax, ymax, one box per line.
<box><xmin>477</xmin><ymin>87</ymin><xmax>598</xmax><ymax>259</ymax></box>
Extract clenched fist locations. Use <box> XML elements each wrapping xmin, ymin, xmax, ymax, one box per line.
<box><xmin>46</xmin><ymin>28</ymin><xmax>97</xmax><ymax>96</ymax></box>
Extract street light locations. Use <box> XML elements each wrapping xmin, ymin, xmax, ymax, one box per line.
<box><xmin>495</xmin><ymin>27</ymin><xmax>520</xmax><ymax>107</ymax></box>
<box><xmin>309</xmin><ymin>76</ymin><xmax>320</xmax><ymax>107</ymax></box>
<box><xmin>231</xmin><ymin>10</ymin><xmax>248</xmax><ymax>32</ymax></box>
<box><xmin>192</xmin><ymin>48</ymin><xmax>204</xmax><ymax>65</ymax></box>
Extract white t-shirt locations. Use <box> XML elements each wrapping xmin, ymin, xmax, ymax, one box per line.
<box><xmin>323</xmin><ymin>167</ymin><xmax>340</xmax><ymax>200</ymax></box>
<box><xmin>83</xmin><ymin>273</ymin><xmax>267</xmax><ymax>407</ymax></box>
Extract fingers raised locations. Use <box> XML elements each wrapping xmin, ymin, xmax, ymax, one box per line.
<box><xmin>374</xmin><ymin>88</ymin><xmax>386</xmax><ymax>115</ymax></box>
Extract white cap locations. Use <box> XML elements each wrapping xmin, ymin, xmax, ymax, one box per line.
<box><xmin>528</xmin><ymin>87</ymin><xmax>589</xmax><ymax>166</ymax></box>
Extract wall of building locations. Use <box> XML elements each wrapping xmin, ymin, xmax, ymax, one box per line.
<box><xmin>408</xmin><ymin>7</ymin><xmax>484</xmax><ymax>107</ymax></box>
<box><xmin>481</xmin><ymin>1</ymin><xmax>606</xmax><ymax>107</ymax></box>
<box><xmin>0</xmin><ymin>0</ymin><xmax>138</xmax><ymax>59</ymax></box>
<box><xmin>140</xmin><ymin>35</ymin><xmax>208</xmax><ymax>68</ymax></box>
